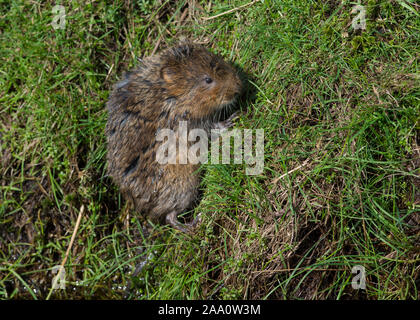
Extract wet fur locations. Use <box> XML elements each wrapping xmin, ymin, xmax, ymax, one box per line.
<box><xmin>105</xmin><ymin>41</ymin><xmax>243</xmax><ymax>227</ymax></box>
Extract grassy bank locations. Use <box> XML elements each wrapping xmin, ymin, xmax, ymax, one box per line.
<box><xmin>0</xmin><ymin>0</ymin><xmax>419</xmax><ymax>299</ymax></box>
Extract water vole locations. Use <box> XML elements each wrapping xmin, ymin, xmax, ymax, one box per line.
<box><xmin>105</xmin><ymin>41</ymin><xmax>243</xmax><ymax>233</ymax></box>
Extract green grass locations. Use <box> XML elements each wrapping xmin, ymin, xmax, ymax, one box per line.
<box><xmin>0</xmin><ymin>0</ymin><xmax>419</xmax><ymax>299</ymax></box>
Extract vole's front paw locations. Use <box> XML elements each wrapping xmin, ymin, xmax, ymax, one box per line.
<box><xmin>219</xmin><ymin>111</ymin><xmax>239</xmax><ymax>130</ymax></box>
<box><xmin>211</xmin><ymin>112</ymin><xmax>239</xmax><ymax>139</ymax></box>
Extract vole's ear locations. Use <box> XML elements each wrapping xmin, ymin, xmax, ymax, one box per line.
<box><xmin>160</xmin><ymin>66</ymin><xmax>177</xmax><ymax>83</ymax></box>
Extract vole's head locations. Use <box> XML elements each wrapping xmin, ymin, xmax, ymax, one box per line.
<box><xmin>160</xmin><ymin>42</ymin><xmax>243</xmax><ymax>119</ymax></box>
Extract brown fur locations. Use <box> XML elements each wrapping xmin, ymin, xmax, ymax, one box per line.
<box><xmin>105</xmin><ymin>41</ymin><xmax>243</xmax><ymax>231</ymax></box>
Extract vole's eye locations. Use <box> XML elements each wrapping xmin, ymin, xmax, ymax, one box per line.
<box><xmin>205</xmin><ymin>77</ymin><xmax>213</xmax><ymax>84</ymax></box>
